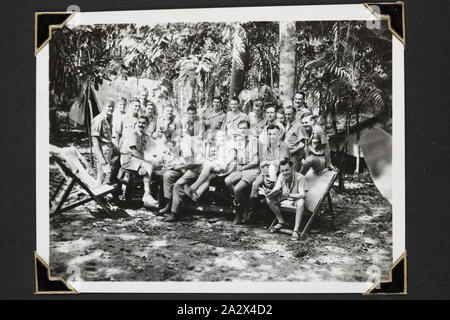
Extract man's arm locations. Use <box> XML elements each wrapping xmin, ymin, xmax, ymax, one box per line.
<box><xmin>92</xmin><ymin>137</ymin><xmax>106</xmax><ymax>165</ymax></box>
<box><xmin>324</xmin><ymin>143</ymin><xmax>335</xmax><ymax>169</ymax></box>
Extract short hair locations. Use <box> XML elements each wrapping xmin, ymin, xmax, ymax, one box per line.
<box><xmin>212</xmin><ymin>96</ymin><xmax>222</xmax><ymax>102</ymax></box>
<box><xmin>106</xmin><ymin>100</ymin><xmax>115</xmax><ymax>107</ymax></box>
<box><xmin>137</xmin><ymin>115</ymin><xmax>149</xmax><ymax>123</ymax></box>
<box><xmin>203</xmin><ymin>129</ymin><xmax>217</xmax><ymax>139</ymax></box>
<box><xmin>118</xmin><ymin>97</ymin><xmax>127</xmax><ymax>104</ymax></box>
<box><xmin>280</xmin><ymin>158</ymin><xmax>293</xmax><ymax>168</ymax></box>
<box><xmin>187</xmin><ymin>106</ymin><xmax>197</xmax><ymax>113</ymax></box>
<box><xmin>301</xmin><ymin>112</ymin><xmax>314</xmax><ymax>120</ymax></box>
<box><xmin>164</xmin><ymin>104</ymin><xmax>174</xmax><ymax>110</ymax></box>
<box><xmin>267</xmin><ymin>124</ymin><xmax>281</xmax><ymax>132</ymax></box>
<box><xmin>277</xmin><ymin>108</ymin><xmax>285</xmax><ymax>115</ymax></box>
<box><xmin>145</xmin><ymin>100</ymin><xmax>155</xmax><ymax>107</ymax></box>
<box><xmin>294</xmin><ymin>91</ymin><xmax>306</xmax><ymax>98</ymax></box>
<box><xmin>253</xmin><ymin>97</ymin><xmax>263</xmax><ymax>103</ymax></box>
<box><xmin>238</xmin><ymin>119</ymin><xmax>250</xmax><ymax>128</ymax></box>
<box><xmin>131</xmin><ymin>97</ymin><xmax>140</xmax><ymax>104</ymax></box>
<box><xmin>265</xmin><ymin>104</ymin><xmax>276</xmax><ymax>112</ymax></box>
<box><xmin>230</xmin><ymin>96</ymin><xmax>240</xmax><ymax>104</ymax></box>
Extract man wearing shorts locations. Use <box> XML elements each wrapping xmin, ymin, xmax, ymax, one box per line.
<box><xmin>300</xmin><ymin>113</ymin><xmax>335</xmax><ymax>175</ymax></box>
<box><xmin>266</xmin><ymin>159</ymin><xmax>307</xmax><ymax>241</ymax></box>
<box><xmin>284</xmin><ymin>105</ymin><xmax>307</xmax><ymax>172</ymax></box>
<box><xmin>91</xmin><ymin>100</ymin><xmax>118</xmax><ymax>186</ymax></box>
<box><xmin>120</xmin><ymin>115</ymin><xmax>159</xmax><ymax>208</ymax></box>
<box><xmin>224</xmin><ymin>120</ymin><xmax>259</xmax><ymax>224</ymax></box>
<box><xmin>248</xmin><ymin>124</ymin><xmax>291</xmax><ymax>224</ymax></box>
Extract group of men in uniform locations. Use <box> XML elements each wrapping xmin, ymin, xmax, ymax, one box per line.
<box><xmin>90</xmin><ymin>91</ymin><xmax>334</xmax><ymax>241</ymax></box>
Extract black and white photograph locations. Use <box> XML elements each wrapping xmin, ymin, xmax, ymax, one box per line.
<box><xmin>35</xmin><ymin>4</ymin><xmax>405</xmax><ymax>293</ymax></box>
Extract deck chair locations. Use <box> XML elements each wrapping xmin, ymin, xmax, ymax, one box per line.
<box><xmin>266</xmin><ymin>169</ymin><xmax>339</xmax><ymax>238</ymax></box>
<box><xmin>50</xmin><ymin>147</ymin><xmax>126</xmax><ymax>219</ymax></box>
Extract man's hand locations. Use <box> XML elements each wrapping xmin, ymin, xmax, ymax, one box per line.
<box><xmin>327</xmin><ymin>164</ymin><xmax>336</xmax><ymax>171</ymax></box>
<box><xmin>282</xmin><ymin>191</ymin><xmax>291</xmax><ymax>199</ymax></box>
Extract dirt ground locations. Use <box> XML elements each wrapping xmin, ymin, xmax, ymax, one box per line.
<box><xmin>49</xmin><ymin>171</ymin><xmax>392</xmax><ymax>282</ymax></box>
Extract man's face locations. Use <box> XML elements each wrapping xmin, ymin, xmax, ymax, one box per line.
<box><xmin>165</xmin><ymin>106</ymin><xmax>174</xmax><ymax>118</ymax></box>
<box><xmin>280</xmin><ymin>163</ymin><xmax>293</xmax><ymax>180</ymax></box>
<box><xmin>267</xmin><ymin>128</ymin><xmax>280</xmax><ymax>144</ymax></box>
<box><xmin>140</xmin><ymin>92</ymin><xmax>148</xmax><ymax>101</ymax></box>
<box><xmin>253</xmin><ymin>100</ymin><xmax>263</xmax><ymax>115</ymax></box>
<box><xmin>146</xmin><ymin>104</ymin><xmax>155</xmax><ymax>116</ymax></box>
<box><xmin>187</xmin><ymin>109</ymin><xmax>197</xmax><ymax>122</ymax></box>
<box><xmin>277</xmin><ymin>112</ymin><xmax>286</xmax><ymax>124</ymax></box>
<box><xmin>238</xmin><ymin>123</ymin><xmax>249</xmax><ymax>137</ymax></box>
<box><xmin>230</xmin><ymin>100</ymin><xmax>239</xmax><ymax>112</ymax></box>
<box><xmin>132</xmin><ymin>101</ymin><xmax>141</xmax><ymax>115</ymax></box>
<box><xmin>137</xmin><ymin>118</ymin><xmax>148</xmax><ymax>133</ymax></box>
<box><xmin>302</xmin><ymin>116</ymin><xmax>314</xmax><ymax>132</ymax></box>
<box><xmin>266</xmin><ymin>107</ymin><xmax>276</xmax><ymax>122</ymax></box>
<box><xmin>118</xmin><ymin>101</ymin><xmax>126</xmax><ymax>113</ymax></box>
<box><xmin>206</xmin><ymin>132</ymin><xmax>216</xmax><ymax>145</ymax></box>
<box><xmin>105</xmin><ymin>104</ymin><xmax>114</xmax><ymax>116</ymax></box>
<box><xmin>285</xmin><ymin>108</ymin><xmax>295</xmax><ymax>122</ymax></box>
<box><xmin>294</xmin><ymin>93</ymin><xmax>305</xmax><ymax>107</ymax></box>
<box><xmin>213</xmin><ymin>99</ymin><xmax>221</xmax><ymax>111</ymax></box>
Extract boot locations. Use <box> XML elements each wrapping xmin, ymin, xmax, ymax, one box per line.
<box><xmin>232</xmin><ymin>200</ymin><xmax>244</xmax><ymax>225</ymax></box>
<box><xmin>243</xmin><ymin>198</ymin><xmax>259</xmax><ymax>224</ymax></box>
<box><xmin>157</xmin><ymin>200</ymin><xmax>171</xmax><ymax>216</ymax></box>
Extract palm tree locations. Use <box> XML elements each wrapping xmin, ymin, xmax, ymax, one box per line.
<box><xmin>229</xmin><ymin>23</ymin><xmax>249</xmax><ymax>101</ymax></box>
<box><xmin>278</xmin><ymin>21</ymin><xmax>297</xmax><ymax>105</ymax></box>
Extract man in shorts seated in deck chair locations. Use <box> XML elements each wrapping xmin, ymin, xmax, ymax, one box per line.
<box><xmin>183</xmin><ymin>129</ymin><xmax>236</xmax><ymax>202</ymax></box>
<box><xmin>265</xmin><ymin>159</ymin><xmax>307</xmax><ymax>241</ymax></box>
<box><xmin>120</xmin><ymin>115</ymin><xmax>159</xmax><ymax>208</ymax></box>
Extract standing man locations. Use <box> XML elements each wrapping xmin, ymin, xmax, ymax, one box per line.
<box><xmin>300</xmin><ymin>113</ymin><xmax>335</xmax><ymax>175</ymax></box>
<box><xmin>113</xmin><ymin>97</ymin><xmax>127</xmax><ymax>133</ymax></box>
<box><xmin>154</xmin><ymin>104</ymin><xmax>181</xmax><ymax>143</ymax></box>
<box><xmin>120</xmin><ymin>115</ymin><xmax>159</xmax><ymax>208</ymax></box>
<box><xmin>259</xmin><ymin>104</ymin><xmax>285</xmax><ymax>145</ymax></box>
<box><xmin>224</xmin><ymin>120</ymin><xmax>259</xmax><ymax>224</ymax></box>
<box><xmin>115</xmin><ymin>98</ymin><xmax>141</xmax><ymax>148</ymax></box>
<box><xmin>293</xmin><ymin>92</ymin><xmax>310</xmax><ymax>122</ymax></box>
<box><xmin>222</xmin><ymin>97</ymin><xmax>248</xmax><ymax>137</ymax></box>
<box><xmin>284</xmin><ymin>105</ymin><xmax>307</xmax><ymax>172</ymax></box>
<box><xmin>266</xmin><ymin>159</ymin><xmax>307</xmax><ymax>241</ymax></box>
<box><xmin>203</xmin><ymin>96</ymin><xmax>226</xmax><ymax>131</ymax></box>
<box><xmin>248</xmin><ymin>98</ymin><xmax>266</xmax><ymax>137</ymax></box>
<box><xmin>91</xmin><ymin>100</ymin><xmax>117</xmax><ymax>186</ymax></box>
<box><xmin>180</xmin><ymin>106</ymin><xmax>205</xmax><ymax>140</ymax></box>
<box><xmin>143</xmin><ymin>101</ymin><xmax>158</xmax><ymax>137</ymax></box>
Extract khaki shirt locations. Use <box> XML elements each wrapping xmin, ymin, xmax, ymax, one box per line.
<box><xmin>284</xmin><ymin>120</ymin><xmax>307</xmax><ymax>151</ymax></box>
<box><xmin>222</xmin><ymin>111</ymin><xmax>248</xmax><ymax>136</ymax></box>
<box><xmin>91</xmin><ymin>112</ymin><xmax>113</xmax><ymax>144</ymax></box>
<box><xmin>274</xmin><ymin>172</ymin><xmax>307</xmax><ymax>195</ymax></box>
<box><xmin>306</xmin><ymin>124</ymin><xmax>329</xmax><ymax>156</ymax></box>
<box><xmin>203</xmin><ymin>109</ymin><xmax>226</xmax><ymax>130</ymax></box>
<box><xmin>249</xmin><ymin>112</ymin><xmax>266</xmax><ymax>136</ymax></box>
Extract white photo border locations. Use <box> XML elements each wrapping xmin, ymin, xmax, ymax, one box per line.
<box><xmin>36</xmin><ymin>4</ymin><xmax>405</xmax><ymax>293</ymax></box>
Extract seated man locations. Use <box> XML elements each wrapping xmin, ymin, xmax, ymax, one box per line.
<box><xmin>184</xmin><ymin>130</ymin><xmax>235</xmax><ymax>202</ymax></box>
<box><xmin>249</xmin><ymin>124</ymin><xmax>291</xmax><ymax>224</ymax></box>
<box><xmin>222</xmin><ymin>96</ymin><xmax>248</xmax><ymax>137</ymax></box>
<box><xmin>284</xmin><ymin>105</ymin><xmax>307</xmax><ymax>172</ymax></box>
<box><xmin>120</xmin><ymin>115</ymin><xmax>159</xmax><ymax>208</ymax></box>
<box><xmin>224</xmin><ymin>120</ymin><xmax>259</xmax><ymax>224</ymax></box>
<box><xmin>91</xmin><ymin>100</ymin><xmax>117</xmax><ymax>186</ymax></box>
<box><xmin>300</xmin><ymin>113</ymin><xmax>335</xmax><ymax>175</ymax></box>
<box><xmin>265</xmin><ymin>159</ymin><xmax>307</xmax><ymax>241</ymax></box>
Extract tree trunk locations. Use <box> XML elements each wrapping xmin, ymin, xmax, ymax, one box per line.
<box><xmin>279</xmin><ymin>21</ymin><xmax>297</xmax><ymax>106</ymax></box>
<box><xmin>229</xmin><ymin>24</ymin><xmax>248</xmax><ymax>101</ymax></box>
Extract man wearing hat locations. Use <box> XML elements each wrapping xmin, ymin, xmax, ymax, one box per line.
<box><xmin>300</xmin><ymin>113</ymin><xmax>335</xmax><ymax>175</ymax></box>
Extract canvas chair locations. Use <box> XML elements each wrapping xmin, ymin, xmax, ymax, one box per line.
<box><xmin>50</xmin><ymin>147</ymin><xmax>127</xmax><ymax>219</ymax></box>
<box><xmin>266</xmin><ymin>169</ymin><xmax>339</xmax><ymax>238</ymax></box>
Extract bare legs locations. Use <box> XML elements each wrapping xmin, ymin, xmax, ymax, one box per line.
<box><xmin>139</xmin><ymin>162</ymin><xmax>158</xmax><ymax>205</ymax></box>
